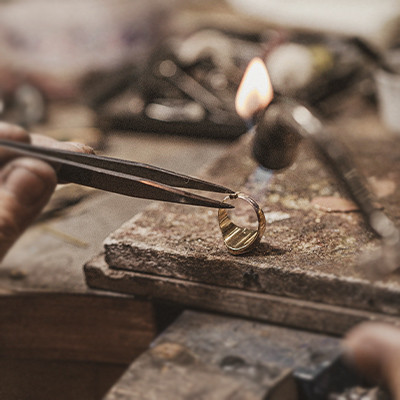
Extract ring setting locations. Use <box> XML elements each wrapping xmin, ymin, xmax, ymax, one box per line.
<box><xmin>218</xmin><ymin>192</ymin><xmax>266</xmax><ymax>255</ymax></box>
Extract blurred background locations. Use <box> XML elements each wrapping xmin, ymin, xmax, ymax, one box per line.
<box><xmin>1</xmin><ymin>1</ymin><xmax>400</xmax><ymax>399</ymax></box>
<box><xmin>0</xmin><ymin>0</ymin><xmax>399</xmax><ymax>145</ymax></box>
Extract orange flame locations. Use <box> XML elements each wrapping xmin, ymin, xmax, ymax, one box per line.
<box><xmin>235</xmin><ymin>57</ymin><xmax>274</xmax><ymax>120</ymax></box>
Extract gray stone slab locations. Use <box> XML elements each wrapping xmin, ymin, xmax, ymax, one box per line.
<box><xmin>100</xmin><ymin>130</ymin><xmax>400</xmax><ymax>316</ymax></box>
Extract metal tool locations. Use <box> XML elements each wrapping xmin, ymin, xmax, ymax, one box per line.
<box><xmin>252</xmin><ymin>97</ymin><xmax>400</xmax><ymax>274</ymax></box>
<box><xmin>0</xmin><ymin>139</ymin><xmax>234</xmax><ymax>209</ymax></box>
<box><xmin>156</xmin><ymin>59</ymin><xmax>228</xmax><ymax>114</ymax></box>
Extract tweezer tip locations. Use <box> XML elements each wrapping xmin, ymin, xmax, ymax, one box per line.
<box><xmin>218</xmin><ymin>186</ymin><xmax>235</xmax><ymax>194</ymax></box>
<box><xmin>220</xmin><ymin>203</ymin><xmax>235</xmax><ymax>209</ymax></box>
<box><xmin>197</xmin><ymin>180</ymin><xmax>234</xmax><ymax>194</ymax></box>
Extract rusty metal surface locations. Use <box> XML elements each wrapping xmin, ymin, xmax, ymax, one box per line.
<box><xmin>105</xmin><ymin>311</ymin><xmax>365</xmax><ymax>400</ymax></box>
<box><xmin>98</xmin><ymin>112</ymin><xmax>400</xmax><ymax>318</ymax></box>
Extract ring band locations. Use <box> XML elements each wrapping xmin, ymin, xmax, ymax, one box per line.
<box><xmin>218</xmin><ymin>192</ymin><xmax>266</xmax><ymax>255</ymax></box>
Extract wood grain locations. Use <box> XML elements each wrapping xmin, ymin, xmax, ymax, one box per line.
<box><xmin>0</xmin><ymin>358</ymin><xmax>126</xmax><ymax>400</ymax></box>
<box><xmin>105</xmin><ymin>311</ymin><xmax>361</xmax><ymax>400</ymax></box>
<box><xmin>85</xmin><ymin>253</ymin><xmax>400</xmax><ymax>336</ymax></box>
<box><xmin>105</xmin><ymin>311</ymin><xmax>303</xmax><ymax>400</ymax></box>
<box><xmin>0</xmin><ymin>293</ymin><xmax>157</xmax><ymax>363</ymax></box>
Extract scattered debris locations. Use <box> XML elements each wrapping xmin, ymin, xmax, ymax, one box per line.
<box><xmin>368</xmin><ymin>176</ymin><xmax>396</xmax><ymax>199</ymax></box>
<box><xmin>9</xmin><ymin>269</ymin><xmax>27</xmax><ymax>280</ymax></box>
<box><xmin>264</xmin><ymin>211</ymin><xmax>291</xmax><ymax>223</ymax></box>
<box><xmin>41</xmin><ymin>225</ymin><xmax>89</xmax><ymax>248</ymax></box>
<box><xmin>312</xmin><ymin>196</ymin><xmax>359</xmax><ymax>213</ymax></box>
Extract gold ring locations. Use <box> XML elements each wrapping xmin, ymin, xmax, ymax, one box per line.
<box><xmin>218</xmin><ymin>192</ymin><xmax>266</xmax><ymax>255</ymax></box>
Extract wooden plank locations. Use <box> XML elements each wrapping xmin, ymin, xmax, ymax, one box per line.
<box><xmin>105</xmin><ymin>311</ymin><xmax>300</xmax><ymax>400</ymax></box>
<box><xmin>85</xmin><ymin>253</ymin><xmax>400</xmax><ymax>336</ymax></box>
<box><xmin>106</xmin><ymin>353</ymin><xmax>295</xmax><ymax>400</ymax></box>
<box><xmin>105</xmin><ymin>311</ymin><xmax>360</xmax><ymax>400</ymax></box>
<box><xmin>0</xmin><ymin>293</ymin><xmax>157</xmax><ymax>364</ymax></box>
<box><xmin>0</xmin><ymin>358</ymin><xmax>126</xmax><ymax>400</ymax></box>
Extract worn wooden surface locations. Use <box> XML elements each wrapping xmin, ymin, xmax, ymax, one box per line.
<box><xmin>105</xmin><ymin>310</ymin><xmax>359</xmax><ymax>400</ymax></box>
<box><xmin>85</xmin><ymin>253</ymin><xmax>400</xmax><ymax>336</ymax></box>
<box><xmin>87</xmin><ymin>110</ymin><xmax>400</xmax><ymax>329</ymax></box>
<box><xmin>1</xmin><ymin>131</ymin><xmax>227</xmax><ymax>294</ymax></box>
<box><xmin>0</xmin><ymin>293</ymin><xmax>157</xmax><ymax>363</ymax></box>
<box><xmin>0</xmin><ymin>130</ymin><xmax>208</xmax><ymax>361</ymax></box>
<box><xmin>0</xmin><ymin>358</ymin><xmax>126</xmax><ymax>400</ymax></box>
<box><xmin>0</xmin><ymin>124</ymin><xmax>227</xmax><ymax>399</ymax></box>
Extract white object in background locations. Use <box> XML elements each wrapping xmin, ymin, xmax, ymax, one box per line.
<box><xmin>266</xmin><ymin>43</ymin><xmax>315</xmax><ymax>95</ymax></box>
<box><xmin>227</xmin><ymin>0</ymin><xmax>400</xmax><ymax>48</ymax></box>
<box><xmin>375</xmin><ymin>66</ymin><xmax>400</xmax><ymax>135</ymax></box>
<box><xmin>0</xmin><ymin>0</ymin><xmax>173</xmax><ymax>98</ymax></box>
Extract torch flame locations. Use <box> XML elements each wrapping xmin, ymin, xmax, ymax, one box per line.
<box><xmin>235</xmin><ymin>57</ymin><xmax>274</xmax><ymax>121</ymax></box>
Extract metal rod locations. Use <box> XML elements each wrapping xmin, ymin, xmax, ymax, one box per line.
<box><xmin>285</xmin><ymin>103</ymin><xmax>400</xmax><ymax>274</ymax></box>
<box><xmin>0</xmin><ymin>139</ymin><xmax>234</xmax><ymax>209</ymax></box>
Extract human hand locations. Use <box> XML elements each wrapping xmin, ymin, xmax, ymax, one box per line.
<box><xmin>344</xmin><ymin>322</ymin><xmax>400</xmax><ymax>399</ymax></box>
<box><xmin>0</xmin><ymin>122</ymin><xmax>93</xmax><ymax>261</ymax></box>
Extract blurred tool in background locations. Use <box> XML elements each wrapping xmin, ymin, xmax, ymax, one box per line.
<box><xmin>0</xmin><ymin>0</ymin><xmax>400</xmax><ymax>137</ymax></box>
<box><xmin>0</xmin><ymin>0</ymin><xmax>173</xmax><ymax>129</ymax></box>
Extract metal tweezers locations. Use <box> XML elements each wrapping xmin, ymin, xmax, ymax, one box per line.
<box><xmin>0</xmin><ymin>139</ymin><xmax>234</xmax><ymax>209</ymax></box>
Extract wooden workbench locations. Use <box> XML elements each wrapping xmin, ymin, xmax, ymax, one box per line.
<box><xmin>86</xmin><ymin>101</ymin><xmax>399</xmax><ymax>398</ymax></box>
<box><xmin>0</xmin><ymin>119</ymin><xmax>228</xmax><ymax>399</ymax></box>
<box><xmin>86</xmin><ymin>108</ymin><xmax>400</xmax><ymax>336</ymax></box>
<box><xmin>1</xmin><ymin>100</ymin><xmax>399</xmax><ymax>399</ymax></box>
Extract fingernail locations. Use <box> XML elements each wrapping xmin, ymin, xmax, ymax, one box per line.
<box><xmin>65</xmin><ymin>142</ymin><xmax>95</xmax><ymax>154</ymax></box>
<box><xmin>2</xmin><ymin>164</ymin><xmax>50</xmax><ymax>206</ymax></box>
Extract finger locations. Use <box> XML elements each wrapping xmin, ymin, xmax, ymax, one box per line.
<box><xmin>0</xmin><ymin>122</ymin><xmax>30</xmax><ymax>165</ymax></box>
<box><xmin>343</xmin><ymin>322</ymin><xmax>400</xmax><ymax>399</ymax></box>
<box><xmin>0</xmin><ymin>157</ymin><xmax>57</xmax><ymax>260</ymax></box>
<box><xmin>30</xmin><ymin>133</ymin><xmax>95</xmax><ymax>183</ymax></box>
<box><xmin>30</xmin><ymin>133</ymin><xmax>95</xmax><ymax>154</ymax></box>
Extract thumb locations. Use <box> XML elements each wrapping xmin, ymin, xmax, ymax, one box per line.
<box><xmin>343</xmin><ymin>322</ymin><xmax>400</xmax><ymax>399</ymax></box>
<box><xmin>0</xmin><ymin>157</ymin><xmax>57</xmax><ymax>260</ymax></box>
